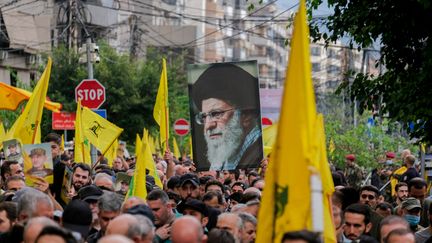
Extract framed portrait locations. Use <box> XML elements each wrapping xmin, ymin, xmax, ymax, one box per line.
<box><xmin>188</xmin><ymin>60</ymin><xmax>263</xmax><ymax>171</ymax></box>
<box><xmin>23</xmin><ymin>143</ymin><xmax>54</xmax><ymax>185</ymax></box>
<box><xmin>3</xmin><ymin>139</ymin><xmax>23</xmax><ymax>165</ymax></box>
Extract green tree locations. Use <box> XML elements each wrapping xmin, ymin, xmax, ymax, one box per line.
<box><xmin>309</xmin><ymin>0</ymin><xmax>432</xmax><ymax>143</ymax></box>
<box><xmin>325</xmin><ymin>111</ymin><xmax>417</xmax><ymax>170</ymax></box>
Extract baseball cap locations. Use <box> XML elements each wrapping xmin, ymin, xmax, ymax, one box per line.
<box><xmin>178</xmin><ymin>199</ymin><xmax>209</xmax><ymax>217</ymax></box>
<box><xmin>63</xmin><ymin>199</ymin><xmax>93</xmax><ymax>238</ymax></box>
<box><xmin>178</xmin><ymin>173</ymin><xmax>199</xmax><ymax>187</ymax></box>
<box><xmin>126</xmin><ymin>204</ymin><xmax>155</xmax><ymax>224</ymax></box>
<box><xmin>345</xmin><ymin>154</ymin><xmax>355</xmax><ymax>161</ymax></box>
<box><xmin>77</xmin><ymin>185</ymin><xmax>103</xmax><ymax>202</ymax></box>
<box><xmin>401</xmin><ymin>197</ymin><xmax>422</xmax><ymax>211</ymax></box>
<box><xmin>167</xmin><ymin>176</ymin><xmax>181</xmax><ymax>190</ymax></box>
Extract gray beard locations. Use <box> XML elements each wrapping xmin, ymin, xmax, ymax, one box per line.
<box><xmin>204</xmin><ymin>111</ymin><xmax>244</xmax><ymax>167</ymax></box>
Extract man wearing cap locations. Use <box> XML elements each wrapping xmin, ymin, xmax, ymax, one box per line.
<box><xmin>178</xmin><ymin>173</ymin><xmax>200</xmax><ymax>201</ymax></box>
<box><xmin>6</xmin><ymin>142</ymin><xmax>21</xmax><ymax>162</ymax></box>
<box><xmin>26</xmin><ymin>148</ymin><xmax>53</xmax><ymax>179</ymax></box>
<box><xmin>190</xmin><ymin>63</ymin><xmax>263</xmax><ymax>171</ymax></box>
<box><xmin>344</xmin><ymin>154</ymin><xmax>363</xmax><ymax>189</ymax></box>
<box><xmin>401</xmin><ymin>197</ymin><xmax>423</xmax><ymax>232</ymax></box>
<box><xmin>77</xmin><ymin>185</ymin><xmax>104</xmax><ymax>236</ymax></box>
<box><xmin>62</xmin><ymin>199</ymin><xmax>93</xmax><ymax>239</ymax></box>
<box><xmin>178</xmin><ymin>199</ymin><xmax>209</xmax><ymax>231</ymax></box>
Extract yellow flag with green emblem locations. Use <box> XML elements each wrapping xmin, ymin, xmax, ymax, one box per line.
<box><xmin>256</xmin><ymin>0</ymin><xmax>332</xmax><ymax>241</ymax></box>
<box><xmin>81</xmin><ymin>107</ymin><xmax>123</xmax><ymax>155</ymax></box>
<box><xmin>74</xmin><ymin>100</ymin><xmax>91</xmax><ymax>164</ymax></box>
<box><xmin>12</xmin><ymin>58</ymin><xmax>52</xmax><ymax>144</ymax></box>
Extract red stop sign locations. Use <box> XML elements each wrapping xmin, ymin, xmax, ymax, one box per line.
<box><xmin>75</xmin><ymin>79</ymin><xmax>106</xmax><ymax>109</ymax></box>
<box><xmin>261</xmin><ymin>117</ymin><xmax>273</xmax><ymax>128</ymax></box>
<box><xmin>174</xmin><ymin>119</ymin><xmax>190</xmax><ymax>136</ymax></box>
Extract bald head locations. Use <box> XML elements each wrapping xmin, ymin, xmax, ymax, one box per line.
<box><xmin>106</xmin><ymin>214</ymin><xmax>154</xmax><ymax>243</ymax></box>
<box><xmin>171</xmin><ymin>216</ymin><xmax>205</xmax><ymax>243</ymax></box>
<box><xmin>24</xmin><ymin>217</ymin><xmax>58</xmax><ymax>243</ymax></box>
<box><xmin>107</xmin><ymin>214</ymin><xmax>134</xmax><ymax>236</ymax></box>
<box><xmin>99</xmin><ymin>235</ymin><xmax>134</xmax><ymax>243</ymax></box>
<box><xmin>122</xmin><ymin>196</ymin><xmax>145</xmax><ymax>213</ymax></box>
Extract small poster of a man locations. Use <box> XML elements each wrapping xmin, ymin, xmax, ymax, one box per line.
<box><xmin>23</xmin><ymin>143</ymin><xmax>54</xmax><ymax>185</ymax></box>
<box><xmin>115</xmin><ymin>172</ymin><xmax>131</xmax><ymax>196</ymax></box>
<box><xmin>3</xmin><ymin>139</ymin><xmax>23</xmax><ymax>164</ymax></box>
<box><xmin>60</xmin><ymin>167</ymin><xmax>73</xmax><ymax>204</ymax></box>
<box><xmin>188</xmin><ymin>61</ymin><xmax>264</xmax><ymax>171</ymax></box>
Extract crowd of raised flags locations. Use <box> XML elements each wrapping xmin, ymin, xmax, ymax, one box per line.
<box><xmin>0</xmin><ymin>0</ymin><xmax>358</xmax><ymax>242</ymax></box>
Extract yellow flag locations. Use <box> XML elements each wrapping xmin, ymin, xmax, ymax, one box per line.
<box><xmin>188</xmin><ymin>135</ymin><xmax>193</xmax><ymax>160</ymax></box>
<box><xmin>105</xmin><ymin>139</ymin><xmax>118</xmax><ymax>167</ymax></box>
<box><xmin>262</xmin><ymin>122</ymin><xmax>278</xmax><ymax>157</ymax></box>
<box><xmin>153</xmin><ymin>58</ymin><xmax>169</xmax><ymax>151</ymax></box>
<box><xmin>143</xmin><ymin>129</ymin><xmax>163</xmax><ymax>189</ymax></box>
<box><xmin>127</xmin><ymin>135</ymin><xmax>148</xmax><ymax>201</ymax></box>
<box><xmin>0</xmin><ymin>81</ymin><xmax>62</xmax><ymax>112</ymax></box>
<box><xmin>135</xmin><ymin>133</ymin><xmax>142</xmax><ymax>159</ymax></box>
<box><xmin>11</xmin><ymin>58</ymin><xmax>52</xmax><ymax>144</ymax></box>
<box><xmin>0</xmin><ymin>120</ymin><xmax>5</xmax><ymax>145</ymax></box>
<box><xmin>173</xmin><ymin>137</ymin><xmax>180</xmax><ymax>159</ymax></box>
<box><xmin>148</xmin><ymin>135</ymin><xmax>156</xmax><ymax>154</ymax></box>
<box><xmin>74</xmin><ymin>100</ymin><xmax>91</xmax><ymax>165</ymax></box>
<box><xmin>256</xmin><ymin>1</ymin><xmax>321</xmax><ymax>241</ymax></box>
<box><xmin>312</xmin><ymin>115</ymin><xmax>336</xmax><ymax>243</ymax></box>
<box><xmin>81</xmin><ymin>107</ymin><xmax>123</xmax><ymax>155</ymax></box>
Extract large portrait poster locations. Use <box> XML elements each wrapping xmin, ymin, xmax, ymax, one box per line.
<box><xmin>188</xmin><ymin>60</ymin><xmax>263</xmax><ymax>171</ymax></box>
<box><xmin>23</xmin><ymin>143</ymin><xmax>54</xmax><ymax>186</ymax></box>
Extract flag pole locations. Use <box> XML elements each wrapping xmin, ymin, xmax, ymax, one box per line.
<box><xmin>310</xmin><ymin>172</ymin><xmax>324</xmax><ymax>233</ymax></box>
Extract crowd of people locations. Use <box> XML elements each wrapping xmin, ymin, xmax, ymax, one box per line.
<box><xmin>0</xmin><ymin>131</ymin><xmax>430</xmax><ymax>243</ymax></box>
<box><xmin>331</xmin><ymin>150</ymin><xmax>431</xmax><ymax>243</ymax></box>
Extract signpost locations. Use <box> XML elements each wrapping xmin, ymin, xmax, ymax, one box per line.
<box><xmin>174</xmin><ymin>119</ymin><xmax>190</xmax><ymax>136</ymax></box>
<box><xmin>75</xmin><ymin>79</ymin><xmax>106</xmax><ymax>109</ymax></box>
<box><xmin>261</xmin><ymin>117</ymin><xmax>273</xmax><ymax>128</ymax></box>
<box><xmin>52</xmin><ymin>112</ymin><xmax>76</xmax><ymax>130</ymax></box>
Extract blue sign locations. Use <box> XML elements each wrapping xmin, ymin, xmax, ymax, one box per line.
<box><xmin>92</xmin><ymin>109</ymin><xmax>107</xmax><ymax>119</ymax></box>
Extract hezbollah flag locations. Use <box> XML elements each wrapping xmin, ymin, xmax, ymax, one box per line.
<box><xmin>0</xmin><ymin>120</ymin><xmax>5</xmax><ymax>145</ymax></box>
<box><xmin>81</xmin><ymin>107</ymin><xmax>123</xmax><ymax>155</ymax></box>
<box><xmin>74</xmin><ymin>100</ymin><xmax>91</xmax><ymax>164</ymax></box>
<box><xmin>127</xmin><ymin>131</ymin><xmax>150</xmax><ymax>200</ymax></box>
<box><xmin>153</xmin><ymin>58</ymin><xmax>169</xmax><ymax>151</ymax></box>
<box><xmin>0</xmin><ymin>81</ymin><xmax>62</xmax><ymax>112</ymax></box>
<box><xmin>173</xmin><ymin>137</ymin><xmax>181</xmax><ymax>159</ymax></box>
<box><xmin>312</xmin><ymin>115</ymin><xmax>336</xmax><ymax>243</ymax></box>
<box><xmin>256</xmin><ymin>0</ymin><xmax>335</xmax><ymax>242</ymax></box>
<box><xmin>143</xmin><ymin>129</ymin><xmax>163</xmax><ymax>189</ymax></box>
<box><xmin>105</xmin><ymin>139</ymin><xmax>119</xmax><ymax>167</ymax></box>
<box><xmin>11</xmin><ymin>58</ymin><xmax>52</xmax><ymax>144</ymax></box>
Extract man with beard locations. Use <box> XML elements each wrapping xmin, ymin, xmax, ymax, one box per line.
<box><xmin>393</xmin><ymin>182</ymin><xmax>408</xmax><ymax>208</ymax></box>
<box><xmin>70</xmin><ymin>163</ymin><xmax>92</xmax><ymax>196</ymax></box>
<box><xmin>190</xmin><ymin>62</ymin><xmax>263</xmax><ymax>171</ymax></box>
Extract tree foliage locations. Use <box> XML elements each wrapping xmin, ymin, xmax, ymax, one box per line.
<box><xmin>325</xmin><ymin>111</ymin><xmax>417</xmax><ymax>170</ymax></box>
<box><xmin>309</xmin><ymin>0</ymin><xmax>432</xmax><ymax>144</ymax></box>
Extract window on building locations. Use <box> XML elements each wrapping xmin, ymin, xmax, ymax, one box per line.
<box><xmin>312</xmin><ymin>62</ymin><xmax>321</xmax><ymax>72</ymax></box>
<box><xmin>326</xmin><ymin>80</ymin><xmax>340</xmax><ymax>89</ymax></box>
<box><xmin>328</xmin><ymin>49</ymin><xmax>340</xmax><ymax>58</ymax></box>
<box><xmin>9</xmin><ymin>69</ymin><xmax>17</xmax><ymax>87</ymax></box>
<box><xmin>327</xmin><ymin>65</ymin><xmax>340</xmax><ymax>74</ymax></box>
<box><xmin>311</xmin><ymin>46</ymin><xmax>321</xmax><ymax>56</ymax></box>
